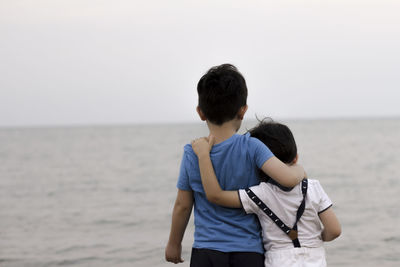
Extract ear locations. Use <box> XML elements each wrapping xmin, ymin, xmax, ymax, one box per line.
<box><xmin>292</xmin><ymin>154</ymin><xmax>299</xmax><ymax>164</ymax></box>
<box><xmin>196</xmin><ymin>106</ymin><xmax>207</xmax><ymax>121</ymax></box>
<box><xmin>237</xmin><ymin>105</ymin><xmax>248</xmax><ymax>120</ymax></box>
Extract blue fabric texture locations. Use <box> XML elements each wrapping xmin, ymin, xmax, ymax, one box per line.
<box><xmin>177</xmin><ymin>133</ymin><xmax>274</xmax><ymax>253</ymax></box>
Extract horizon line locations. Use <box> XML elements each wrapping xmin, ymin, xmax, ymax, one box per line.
<box><xmin>0</xmin><ymin>115</ymin><xmax>399</xmax><ymax>130</ymax></box>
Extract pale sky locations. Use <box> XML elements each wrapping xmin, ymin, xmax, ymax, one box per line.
<box><xmin>1</xmin><ymin>0</ymin><xmax>399</xmax><ymax>127</ymax></box>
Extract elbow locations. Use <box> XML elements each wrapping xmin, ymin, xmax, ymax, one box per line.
<box><xmin>280</xmin><ymin>175</ymin><xmax>299</xmax><ymax>187</ymax></box>
<box><xmin>332</xmin><ymin>226</ymin><xmax>342</xmax><ymax>239</ymax></box>
<box><xmin>175</xmin><ymin>204</ymin><xmax>191</xmax><ymax>215</ymax></box>
<box><xmin>323</xmin><ymin>227</ymin><xmax>342</xmax><ymax>242</ymax></box>
<box><xmin>331</xmin><ymin>223</ymin><xmax>342</xmax><ymax>240</ymax></box>
<box><xmin>206</xmin><ymin>195</ymin><xmax>218</xmax><ymax>204</ymax></box>
<box><xmin>174</xmin><ymin>200</ymin><xmax>193</xmax><ymax>214</ymax></box>
<box><xmin>205</xmin><ymin>193</ymin><xmax>221</xmax><ymax>205</ymax></box>
<box><xmin>289</xmin><ymin>176</ymin><xmax>300</xmax><ymax>187</ymax></box>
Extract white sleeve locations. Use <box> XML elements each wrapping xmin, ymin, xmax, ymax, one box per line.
<box><xmin>238</xmin><ymin>184</ymin><xmax>263</xmax><ymax>214</ymax></box>
<box><xmin>314</xmin><ymin>180</ymin><xmax>333</xmax><ymax>214</ymax></box>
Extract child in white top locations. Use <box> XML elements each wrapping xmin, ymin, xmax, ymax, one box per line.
<box><xmin>192</xmin><ymin>119</ymin><xmax>341</xmax><ymax>267</ymax></box>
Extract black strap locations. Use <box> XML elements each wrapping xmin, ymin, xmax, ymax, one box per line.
<box><xmin>245</xmin><ymin>179</ymin><xmax>308</xmax><ymax>247</ymax></box>
<box><xmin>292</xmin><ymin>179</ymin><xmax>308</xmax><ymax>247</ymax></box>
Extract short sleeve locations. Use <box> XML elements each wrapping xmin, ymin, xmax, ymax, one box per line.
<box><xmin>314</xmin><ymin>180</ymin><xmax>333</xmax><ymax>213</ymax></box>
<box><xmin>250</xmin><ymin>136</ymin><xmax>274</xmax><ymax>168</ymax></box>
<box><xmin>176</xmin><ymin>151</ymin><xmax>192</xmax><ymax>191</ymax></box>
<box><xmin>239</xmin><ymin>184</ymin><xmax>264</xmax><ymax>214</ymax></box>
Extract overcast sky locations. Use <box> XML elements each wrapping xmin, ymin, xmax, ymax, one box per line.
<box><xmin>1</xmin><ymin>0</ymin><xmax>399</xmax><ymax>127</ymax></box>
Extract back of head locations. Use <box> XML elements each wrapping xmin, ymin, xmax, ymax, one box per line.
<box><xmin>197</xmin><ymin>64</ymin><xmax>248</xmax><ymax>125</ymax></box>
<box><xmin>249</xmin><ymin>118</ymin><xmax>297</xmax><ymax>182</ymax></box>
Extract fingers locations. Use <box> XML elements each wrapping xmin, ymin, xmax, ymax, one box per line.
<box><xmin>165</xmin><ymin>252</ymin><xmax>184</xmax><ymax>264</ymax></box>
<box><xmin>192</xmin><ymin>136</ymin><xmax>214</xmax><ymax>144</ymax></box>
<box><xmin>165</xmin><ymin>243</ymin><xmax>184</xmax><ymax>264</ymax></box>
<box><xmin>191</xmin><ymin>137</ymin><xmax>208</xmax><ymax>145</ymax></box>
<box><xmin>170</xmin><ymin>258</ymin><xmax>184</xmax><ymax>264</ymax></box>
<box><xmin>191</xmin><ymin>137</ymin><xmax>200</xmax><ymax>145</ymax></box>
<box><xmin>191</xmin><ymin>136</ymin><xmax>215</xmax><ymax>154</ymax></box>
<box><xmin>166</xmin><ymin>256</ymin><xmax>184</xmax><ymax>264</ymax></box>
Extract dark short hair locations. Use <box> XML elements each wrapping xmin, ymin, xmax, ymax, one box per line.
<box><xmin>248</xmin><ymin>118</ymin><xmax>297</xmax><ymax>182</ymax></box>
<box><xmin>197</xmin><ymin>64</ymin><xmax>248</xmax><ymax>125</ymax></box>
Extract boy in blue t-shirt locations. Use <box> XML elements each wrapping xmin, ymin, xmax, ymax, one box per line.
<box><xmin>165</xmin><ymin>64</ymin><xmax>305</xmax><ymax>267</ymax></box>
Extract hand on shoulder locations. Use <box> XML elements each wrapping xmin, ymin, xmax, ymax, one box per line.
<box><xmin>191</xmin><ymin>135</ymin><xmax>215</xmax><ymax>157</ymax></box>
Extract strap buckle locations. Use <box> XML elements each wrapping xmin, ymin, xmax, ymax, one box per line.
<box><xmin>288</xmin><ymin>229</ymin><xmax>298</xmax><ymax>240</ymax></box>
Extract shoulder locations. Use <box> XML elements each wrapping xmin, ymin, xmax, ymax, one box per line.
<box><xmin>239</xmin><ymin>182</ymin><xmax>266</xmax><ymax>214</ymax></box>
<box><xmin>307</xmin><ymin>179</ymin><xmax>331</xmax><ymax>200</ymax></box>
<box><xmin>246</xmin><ymin>133</ymin><xmax>264</xmax><ymax>146</ymax></box>
<box><xmin>306</xmin><ymin>179</ymin><xmax>323</xmax><ymax>193</ymax></box>
<box><xmin>234</xmin><ymin>132</ymin><xmax>259</xmax><ymax>143</ymax></box>
<box><xmin>183</xmin><ymin>143</ymin><xmax>197</xmax><ymax>157</ymax></box>
<box><xmin>227</xmin><ymin>133</ymin><xmax>265</xmax><ymax>149</ymax></box>
<box><xmin>245</xmin><ymin>134</ymin><xmax>274</xmax><ymax>165</ymax></box>
<box><xmin>241</xmin><ymin>133</ymin><xmax>269</xmax><ymax>152</ymax></box>
<box><xmin>250</xmin><ymin>181</ymin><xmax>270</xmax><ymax>189</ymax></box>
<box><xmin>230</xmin><ymin>132</ymin><xmax>251</xmax><ymax>145</ymax></box>
<box><xmin>183</xmin><ymin>143</ymin><xmax>193</xmax><ymax>152</ymax></box>
<box><xmin>249</xmin><ymin>182</ymin><xmax>271</xmax><ymax>196</ymax></box>
<box><xmin>180</xmin><ymin>144</ymin><xmax>198</xmax><ymax>167</ymax></box>
<box><xmin>307</xmin><ymin>179</ymin><xmax>324</xmax><ymax>190</ymax></box>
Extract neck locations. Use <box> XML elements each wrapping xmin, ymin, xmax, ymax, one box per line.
<box><xmin>207</xmin><ymin>120</ymin><xmax>241</xmax><ymax>144</ymax></box>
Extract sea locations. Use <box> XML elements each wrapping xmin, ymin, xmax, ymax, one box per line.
<box><xmin>0</xmin><ymin>118</ymin><xmax>399</xmax><ymax>267</ymax></box>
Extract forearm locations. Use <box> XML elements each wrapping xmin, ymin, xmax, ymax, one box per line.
<box><xmin>197</xmin><ymin>154</ymin><xmax>242</xmax><ymax>208</ymax></box>
<box><xmin>167</xmin><ymin>192</ymin><xmax>193</xmax><ymax>246</ymax></box>
<box><xmin>322</xmin><ymin>230</ymin><xmax>337</xmax><ymax>242</ymax></box>
<box><xmin>281</xmin><ymin>164</ymin><xmax>304</xmax><ymax>186</ymax></box>
<box><xmin>165</xmin><ymin>190</ymin><xmax>193</xmax><ymax>264</ymax></box>
<box><xmin>262</xmin><ymin>157</ymin><xmax>304</xmax><ymax>187</ymax></box>
<box><xmin>319</xmin><ymin>208</ymin><xmax>341</xmax><ymax>242</ymax></box>
<box><xmin>198</xmin><ymin>153</ymin><xmax>223</xmax><ymax>200</ymax></box>
<box><xmin>321</xmin><ymin>222</ymin><xmax>342</xmax><ymax>241</ymax></box>
<box><xmin>167</xmin><ymin>205</ymin><xmax>192</xmax><ymax>245</ymax></box>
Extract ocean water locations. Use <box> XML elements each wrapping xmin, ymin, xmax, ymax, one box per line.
<box><xmin>0</xmin><ymin>118</ymin><xmax>399</xmax><ymax>267</ymax></box>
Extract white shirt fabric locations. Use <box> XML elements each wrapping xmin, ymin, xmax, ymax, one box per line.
<box><xmin>239</xmin><ymin>179</ymin><xmax>332</xmax><ymax>252</ymax></box>
<box><xmin>264</xmin><ymin>247</ymin><xmax>327</xmax><ymax>267</ymax></box>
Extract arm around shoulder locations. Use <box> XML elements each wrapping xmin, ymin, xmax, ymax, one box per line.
<box><xmin>197</xmin><ymin>153</ymin><xmax>242</xmax><ymax>208</ymax></box>
<box><xmin>319</xmin><ymin>207</ymin><xmax>341</xmax><ymax>242</ymax></box>
<box><xmin>261</xmin><ymin>157</ymin><xmax>305</xmax><ymax>187</ymax></box>
<box><xmin>191</xmin><ymin>137</ymin><xmax>241</xmax><ymax>208</ymax></box>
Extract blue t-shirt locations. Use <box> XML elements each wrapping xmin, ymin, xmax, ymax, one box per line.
<box><xmin>177</xmin><ymin>133</ymin><xmax>274</xmax><ymax>253</ymax></box>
